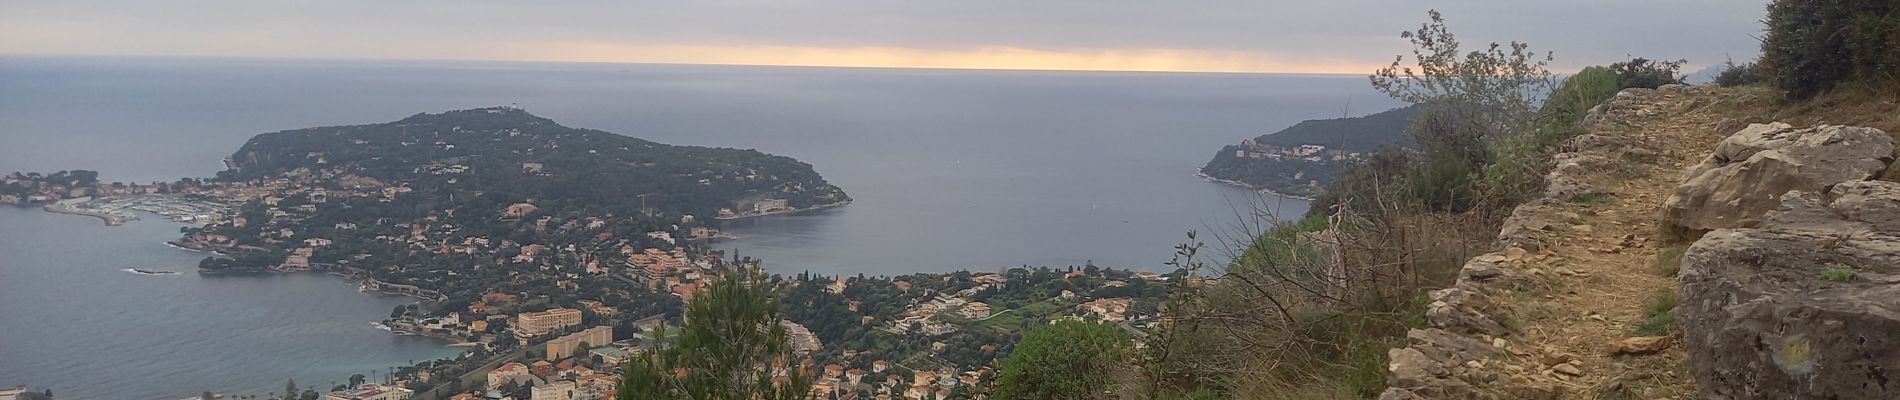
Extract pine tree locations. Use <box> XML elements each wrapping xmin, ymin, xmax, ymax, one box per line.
<box><xmin>616</xmin><ymin>264</ymin><xmax>813</xmax><ymax>400</ymax></box>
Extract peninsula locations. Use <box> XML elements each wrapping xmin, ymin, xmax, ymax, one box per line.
<box><xmin>1199</xmin><ymin>105</ymin><xmax>1417</xmax><ymax>198</ymax></box>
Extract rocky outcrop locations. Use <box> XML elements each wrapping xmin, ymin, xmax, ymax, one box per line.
<box><xmin>1661</xmin><ymin>123</ymin><xmax>1894</xmax><ymax>231</ymax></box>
<box><xmin>1677</xmin><ymin>180</ymin><xmax>1900</xmax><ymax>399</ymax></box>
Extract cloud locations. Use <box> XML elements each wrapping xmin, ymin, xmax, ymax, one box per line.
<box><xmin>0</xmin><ymin>0</ymin><xmax>1771</xmax><ymax>73</ymax></box>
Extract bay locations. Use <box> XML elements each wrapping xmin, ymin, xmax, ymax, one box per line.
<box><xmin>0</xmin><ymin>207</ymin><xmax>462</xmax><ymax>399</ymax></box>
<box><xmin>0</xmin><ymin>56</ymin><xmax>1402</xmax><ymax>397</ymax></box>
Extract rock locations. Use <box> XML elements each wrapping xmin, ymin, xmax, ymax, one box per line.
<box><xmin>1504</xmin><ymin>246</ymin><xmax>1529</xmax><ymax>262</ymax></box>
<box><xmin>1388</xmin><ymin>347</ymin><xmax>1446</xmax><ymax>388</ymax></box>
<box><xmin>1377</xmin><ymin>388</ymin><xmax>1420</xmax><ymax>400</ymax></box>
<box><xmin>1551</xmin><ymin>364</ymin><xmax>1584</xmax><ymax>377</ymax></box>
<box><xmin>1607</xmin><ymin>336</ymin><xmax>1674</xmax><ymax>355</ymax></box>
<box><xmin>1540</xmin><ymin>352</ymin><xmax>1573</xmax><ymax>367</ymax></box>
<box><xmin>1407</xmin><ymin>328</ymin><xmax>1501</xmax><ymax>365</ymax></box>
<box><xmin>1498</xmin><ymin>202</ymin><xmax>1561</xmax><ymax>251</ymax></box>
<box><xmin>1679</xmin><ymin>180</ymin><xmax>1900</xmax><ymax>399</ymax></box>
<box><xmin>1662</xmin><ymin>123</ymin><xmax>1894</xmax><ymax>231</ymax></box>
<box><xmin>1457</xmin><ymin>253</ymin><xmax>1531</xmax><ymax>290</ymax></box>
<box><xmin>1425</xmin><ymin>288</ymin><xmax>1510</xmax><ymax>336</ymax></box>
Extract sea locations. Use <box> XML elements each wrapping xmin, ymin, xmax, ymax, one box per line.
<box><xmin>0</xmin><ymin>56</ymin><xmax>1401</xmax><ymax>398</ymax></box>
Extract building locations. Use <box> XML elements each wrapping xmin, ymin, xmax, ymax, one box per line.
<box><xmin>956</xmin><ymin>302</ymin><xmax>991</xmax><ymax>319</ymax></box>
<box><xmin>588</xmin><ymin>346</ymin><xmax>632</xmax><ymax>366</ymax></box>
<box><xmin>324</xmin><ymin>384</ymin><xmax>413</xmax><ymax>400</ymax></box>
<box><xmin>546</xmin><ymin>325</ymin><xmax>613</xmax><ymax>361</ymax></box>
<box><xmin>752</xmin><ymin>198</ymin><xmax>789</xmax><ymax>214</ymax></box>
<box><xmin>530</xmin><ymin>380</ymin><xmax>578</xmax><ymax>400</ymax></box>
<box><xmin>504</xmin><ymin>203</ymin><xmax>539</xmax><ymax>219</ymax></box>
<box><xmin>515</xmin><ymin>308</ymin><xmax>583</xmax><ymax>338</ymax></box>
<box><xmin>487</xmin><ymin>362</ymin><xmax>532</xmax><ymax>389</ymax></box>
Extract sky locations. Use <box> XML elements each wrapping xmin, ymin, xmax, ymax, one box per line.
<box><xmin>0</xmin><ymin>0</ymin><xmax>1769</xmax><ymax>74</ymax></box>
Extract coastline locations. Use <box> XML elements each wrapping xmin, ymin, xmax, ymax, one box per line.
<box><xmin>1194</xmin><ymin>171</ymin><xmax>1317</xmax><ymax>201</ymax></box>
<box><xmin>715</xmin><ymin>199</ymin><xmax>852</xmax><ymax>221</ymax></box>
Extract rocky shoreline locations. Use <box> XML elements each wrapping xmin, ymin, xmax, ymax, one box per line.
<box><xmin>1195</xmin><ymin>172</ymin><xmax>1316</xmax><ymax>201</ymax></box>
<box><xmin>715</xmin><ymin>199</ymin><xmax>852</xmax><ymax>221</ymax></box>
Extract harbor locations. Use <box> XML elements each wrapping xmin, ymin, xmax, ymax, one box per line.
<box><xmin>40</xmin><ymin>195</ymin><xmax>231</xmax><ymax>226</ymax></box>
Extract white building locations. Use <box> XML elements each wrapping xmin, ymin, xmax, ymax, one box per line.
<box><xmin>531</xmin><ymin>380</ymin><xmax>579</xmax><ymax>400</ymax></box>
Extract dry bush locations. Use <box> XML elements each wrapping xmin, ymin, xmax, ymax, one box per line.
<box><xmin>1137</xmin><ymin>188</ymin><xmax>1494</xmax><ymax>399</ymax></box>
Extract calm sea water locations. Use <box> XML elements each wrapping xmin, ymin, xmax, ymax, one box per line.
<box><xmin>0</xmin><ymin>207</ymin><xmax>463</xmax><ymax>399</ymax></box>
<box><xmin>0</xmin><ymin>56</ymin><xmax>1401</xmax><ymax>397</ymax></box>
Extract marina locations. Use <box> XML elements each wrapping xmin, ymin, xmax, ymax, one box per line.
<box><xmin>40</xmin><ymin>195</ymin><xmax>232</xmax><ymax>226</ymax></box>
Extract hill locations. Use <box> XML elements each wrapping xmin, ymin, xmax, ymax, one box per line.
<box><xmin>1199</xmin><ymin>105</ymin><xmax>1417</xmax><ymax>197</ymax></box>
<box><xmin>220</xmin><ymin>107</ymin><xmax>848</xmax><ymax>219</ymax></box>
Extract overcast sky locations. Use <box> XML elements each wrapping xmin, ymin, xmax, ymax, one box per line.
<box><xmin>0</xmin><ymin>1</ymin><xmax>1769</xmax><ymax>73</ymax></box>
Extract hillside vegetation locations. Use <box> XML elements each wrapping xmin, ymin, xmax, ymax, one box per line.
<box><xmin>223</xmin><ymin>107</ymin><xmax>848</xmax><ymax>219</ymax></box>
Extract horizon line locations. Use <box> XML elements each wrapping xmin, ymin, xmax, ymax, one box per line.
<box><xmin>0</xmin><ymin>51</ymin><xmax>1387</xmax><ymax>77</ymax></box>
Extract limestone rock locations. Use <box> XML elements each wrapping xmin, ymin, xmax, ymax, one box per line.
<box><xmin>1377</xmin><ymin>388</ymin><xmax>1420</xmax><ymax>400</ymax></box>
<box><xmin>1424</xmin><ymin>288</ymin><xmax>1509</xmax><ymax>337</ymax></box>
<box><xmin>1662</xmin><ymin>123</ymin><xmax>1894</xmax><ymax>231</ymax></box>
<box><xmin>1387</xmin><ymin>347</ymin><xmax>1446</xmax><ymax>388</ymax></box>
<box><xmin>1406</xmin><ymin>328</ymin><xmax>1501</xmax><ymax>366</ymax></box>
<box><xmin>1678</xmin><ymin>180</ymin><xmax>1900</xmax><ymax>399</ymax></box>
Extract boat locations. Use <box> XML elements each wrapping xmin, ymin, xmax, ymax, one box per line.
<box><xmin>126</xmin><ymin>268</ymin><xmax>181</xmax><ymax>276</ymax></box>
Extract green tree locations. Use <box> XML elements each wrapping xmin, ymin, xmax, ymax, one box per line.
<box><xmin>615</xmin><ymin>265</ymin><xmax>812</xmax><ymax>400</ymax></box>
<box><xmin>1368</xmin><ymin>10</ymin><xmax>1555</xmax><ymax>211</ymax></box>
<box><xmin>992</xmin><ymin>319</ymin><xmax>1132</xmax><ymax>400</ymax></box>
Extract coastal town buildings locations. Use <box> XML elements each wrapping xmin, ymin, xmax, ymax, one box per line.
<box><xmin>587</xmin><ymin>346</ymin><xmax>631</xmax><ymax>366</ymax></box>
<box><xmin>545</xmin><ymin>326</ymin><xmax>612</xmax><ymax>361</ymax></box>
<box><xmin>487</xmin><ymin>363</ymin><xmax>534</xmax><ymax>390</ymax></box>
<box><xmin>514</xmin><ymin>308</ymin><xmax>582</xmax><ymax>338</ymax></box>
<box><xmin>529</xmin><ymin>380</ymin><xmax>577</xmax><ymax>400</ymax></box>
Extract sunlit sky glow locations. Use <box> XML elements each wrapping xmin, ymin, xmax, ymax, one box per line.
<box><xmin>1</xmin><ymin>1</ymin><xmax>1769</xmax><ymax>74</ymax></box>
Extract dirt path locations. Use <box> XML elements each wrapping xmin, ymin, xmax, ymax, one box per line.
<box><xmin>1484</xmin><ymin>85</ymin><xmax>1779</xmax><ymax>399</ymax></box>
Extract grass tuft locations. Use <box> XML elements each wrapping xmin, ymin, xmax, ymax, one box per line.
<box><xmin>1655</xmin><ymin>246</ymin><xmax>1687</xmax><ymax>277</ymax></box>
<box><xmin>1634</xmin><ymin>288</ymin><xmax>1679</xmax><ymax>336</ymax></box>
<box><xmin>1821</xmin><ymin>264</ymin><xmax>1855</xmax><ymax>282</ymax></box>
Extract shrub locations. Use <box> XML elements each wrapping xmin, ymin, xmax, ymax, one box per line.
<box><xmin>1759</xmin><ymin>0</ymin><xmax>1900</xmax><ymax>98</ymax></box>
<box><xmin>1370</xmin><ymin>10</ymin><xmax>1555</xmax><ymax>205</ymax></box>
<box><xmin>1411</xmin><ymin>152</ymin><xmax>1478</xmax><ymax>212</ymax></box>
<box><xmin>1309</xmin><ymin>149</ymin><xmax>1414</xmax><ymax>217</ymax></box>
<box><xmin>1478</xmin><ymin>66</ymin><xmax>1621</xmax><ymax>206</ymax></box>
<box><xmin>1821</xmin><ymin>264</ymin><xmax>1855</xmax><ymax>282</ymax></box>
<box><xmin>1713</xmin><ymin>59</ymin><xmax>1763</xmax><ymax>87</ymax></box>
<box><xmin>1609</xmin><ymin>57</ymin><xmax>1687</xmax><ymax>89</ymax></box>
<box><xmin>994</xmin><ymin>320</ymin><xmax>1131</xmax><ymax>400</ymax></box>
